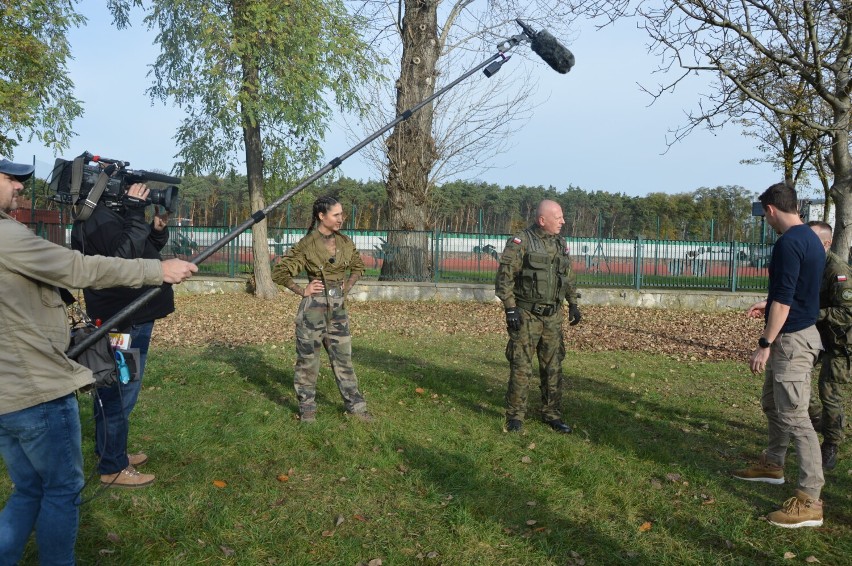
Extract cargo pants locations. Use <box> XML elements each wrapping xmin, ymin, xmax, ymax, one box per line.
<box><xmin>505</xmin><ymin>307</ymin><xmax>566</xmax><ymax>422</ymax></box>
<box><xmin>763</xmin><ymin>326</ymin><xmax>824</xmax><ymax>499</ymax></box>
<box><xmin>293</xmin><ymin>290</ymin><xmax>367</xmax><ymax>415</ymax></box>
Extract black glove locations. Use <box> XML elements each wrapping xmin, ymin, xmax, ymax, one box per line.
<box><xmin>568</xmin><ymin>303</ymin><xmax>582</xmax><ymax>326</ymax></box>
<box><xmin>505</xmin><ymin>307</ymin><xmax>521</xmax><ymax>332</ymax></box>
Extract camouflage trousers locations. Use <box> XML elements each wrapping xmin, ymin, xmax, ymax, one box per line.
<box><xmin>808</xmin><ymin>348</ymin><xmax>850</xmax><ymax>445</ymax></box>
<box><xmin>505</xmin><ymin>307</ymin><xmax>566</xmax><ymax>422</ymax></box>
<box><xmin>293</xmin><ymin>292</ymin><xmax>366</xmax><ymax>415</ymax></box>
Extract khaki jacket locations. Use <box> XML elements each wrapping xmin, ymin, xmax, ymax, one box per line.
<box><xmin>0</xmin><ymin>212</ymin><xmax>164</xmax><ymax>415</ymax></box>
<box><xmin>272</xmin><ymin>230</ymin><xmax>365</xmax><ymax>287</ymax></box>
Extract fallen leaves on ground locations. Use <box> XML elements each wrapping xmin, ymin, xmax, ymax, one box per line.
<box><xmin>154</xmin><ymin>295</ymin><xmax>762</xmax><ymax>362</ymax></box>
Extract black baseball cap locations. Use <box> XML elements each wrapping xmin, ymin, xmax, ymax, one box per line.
<box><xmin>0</xmin><ymin>159</ymin><xmax>35</xmax><ymax>181</ymax></box>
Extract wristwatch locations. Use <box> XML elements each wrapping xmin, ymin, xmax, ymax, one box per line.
<box><xmin>758</xmin><ymin>337</ymin><xmax>772</xmax><ymax>349</ymax></box>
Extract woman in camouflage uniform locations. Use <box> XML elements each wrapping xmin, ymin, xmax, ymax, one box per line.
<box><xmin>272</xmin><ymin>197</ymin><xmax>372</xmax><ymax>423</ymax></box>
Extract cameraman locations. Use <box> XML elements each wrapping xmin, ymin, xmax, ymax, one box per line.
<box><xmin>0</xmin><ymin>159</ymin><xmax>196</xmax><ymax>565</ymax></box>
<box><xmin>71</xmin><ymin>183</ymin><xmax>176</xmax><ymax>488</ymax></box>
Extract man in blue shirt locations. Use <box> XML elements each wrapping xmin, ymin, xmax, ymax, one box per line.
<box><xmin>734</xmin><ymin>182</ymin><xmax>826</xmax><ymax>528</ymax></box>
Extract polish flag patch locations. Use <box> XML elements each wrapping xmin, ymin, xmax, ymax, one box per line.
<box><xmin>838</xmin><ymin>275</ymin><xmax>847</xmax><ymax>282</ymax></box>
<box><xmin>512</xmin><ymin>237</ymin><xmax>522</xmax><ymax>244</ymax></box>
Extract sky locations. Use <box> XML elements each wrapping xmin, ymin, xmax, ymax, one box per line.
<box><xmin>10</xmin><ymin>6</ymin><xmax>782</xmax><ymax>199</ymax></box>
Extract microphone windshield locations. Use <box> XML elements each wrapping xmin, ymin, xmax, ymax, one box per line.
<box><xmin>530</xmin><ymin>29</ymin><xmax>575</xmax><ymax>74</ymax></box>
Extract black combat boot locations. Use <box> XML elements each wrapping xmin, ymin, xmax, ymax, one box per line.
<box><xmin>506</xmin><ymin>419</ymin><xmax>523</xmax><ymax>433</ymax></box>
<box><xmin>821</xmin><ymin>442</ymin><xmax>838</xmax><ymax>471</ymax></box>
<box><xmin>546</xmin><ymin>419</ymin><xmax>572</xmax><ymax>434</ymax></box>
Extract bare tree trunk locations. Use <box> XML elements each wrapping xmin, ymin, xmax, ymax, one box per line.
<box><xmin>828</xmin><ymin>99</ymin><xmax>852</xmax><ymax>259</ymax></box>
<box><xmin>240</xmin><ymin>51</ymin><xmax>277</xmax><ymax>298</ymax></box>
<box><xmin>832</xmin><ymin>183</ymin><xmax>851</xmax><ymax>256</ymax></box>
<box><xmin>380</xmin><ymin>0</ymin><xmax>439</xmax><ymax>282</ymax></box>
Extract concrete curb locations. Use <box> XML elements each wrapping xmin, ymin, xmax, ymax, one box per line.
<box><xmin>174</xmin><ymin>277</ymin><xmax>764</xmax><ymax>312</ymax></box>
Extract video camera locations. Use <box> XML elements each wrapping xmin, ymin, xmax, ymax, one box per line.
<box><xmin>49</xmin><ymin>151</ymin><xmax>180</xmax><ymax>214</ymax></box>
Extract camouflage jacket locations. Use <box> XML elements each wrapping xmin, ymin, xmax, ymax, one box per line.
<box><xmin>817</xmin><ymin>250</ymin><xmax>852</xmax><ymax>349</ymax></box>
<box><xmin>495</xmin><ymin>224</ymin><xmax>578</xmax><ymax>309</ymax></box>
<box><xmin>272</xmin><ymin>230</ymin><xmax>365</xmax><ymax>287</ymax></box>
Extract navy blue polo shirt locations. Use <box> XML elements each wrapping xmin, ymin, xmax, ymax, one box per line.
<box><xmin>766</xmin><ymin>223</ymin><xmax>825</xmax><ymax>333</ymax></box>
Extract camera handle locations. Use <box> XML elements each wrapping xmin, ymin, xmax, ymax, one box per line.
<box><xmin>66</xmin><ymin>35</ymin><xmax>534</xmax><ymax>359</ymax></box>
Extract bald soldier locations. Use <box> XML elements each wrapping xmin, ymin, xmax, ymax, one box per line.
<box><xmin>807</xmin><ymin>221</ymin><xmax>852</xmax><ymax>470</ymax></box>
<box><xmin>495</xmin><ymin>199</ymin><xmax>581</xmax><ymax>434</ymax></box>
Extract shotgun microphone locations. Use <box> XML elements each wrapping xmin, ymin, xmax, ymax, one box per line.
<box><xmin>516</xmin><ymin>19</ymin><xmax>575</xmax><ymax>74</ymax></box>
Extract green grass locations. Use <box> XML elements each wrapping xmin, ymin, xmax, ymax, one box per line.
<box><xmin>3</xmin><ymin>332</ymin><xmax>850</xmax><ymax>565</ymax></box>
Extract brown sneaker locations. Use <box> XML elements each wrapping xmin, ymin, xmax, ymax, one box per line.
<box><xmin>100</xmin><ymin>465</ymin><xmax>155</xmax><ymax>489</ymax></box>
<box><xmin>732</xmin><ymin>453</ymin><xmax>785</xmax><ymax>484</ymax></box>
<box><xmin>766</xmin><ymin>490</ymin><xmax>824</xmax><ymax>528</ymax></box>
<box><xmin>128</xmin><ymin>452</ymin><xmax>148</xmax><ymax>467</ymax></box>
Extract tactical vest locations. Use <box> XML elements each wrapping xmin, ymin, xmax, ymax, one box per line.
<box><xmin>513</xmin><ymin>228</ymin><xmax>572</xmax><ymax>305</ymax></box>
<box><xmin>820</xmin><ymin>254</ymin><xmax>852</xmax><ymax>348</ymax></box>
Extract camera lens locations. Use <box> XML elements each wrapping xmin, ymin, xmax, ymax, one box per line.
<box><xmin>148</xmin><ymin>185</ymin><xmax>179</xmax><ymax>213</ymax></box>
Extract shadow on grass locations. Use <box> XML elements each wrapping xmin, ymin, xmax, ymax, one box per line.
<box><xmin>353</xmin><ymin>342</ymin><xmax>850</xmax><ymax>551</ymax></box>
<box><xmin>354</xmin><ymin>343</ymin><xmax>506</xmax><ymax>420</ymax></box>
<box><xmin>565</xmin><ymin>373</ymin><xmax>757</xmax><ymax>465</ymax></box>
<box><xmin>200</xmin><ymin>343</ymin><xmax>386</xmax><ymax>418</ymax></box>
<box><xmin>198</xmin><ymin>342</ymin><xmax>852</xmax><ymax>550</ymax></box>
<box><xmin>355</xmin><ymin>341</ymin><xmax>755</xmax><ymax>476</ymax></box>
<box><xmin>565</xmin><ymin>371</ymin><xmax>852</xmax><ymax>537</ymax></box>
<box><xmin>396</xmin><ymin>438</ymin><xmax>651</xmax><ymax>564</ymax></box>
<box><xmin>199</xmin><ymin>344</ymin><xmax>299</xmax><ymax>414</ymax></box>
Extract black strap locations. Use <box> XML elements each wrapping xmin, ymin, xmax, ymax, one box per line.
<box><xmin>516</xmin><ymin>299</ymin><xmax>557</xmax><ymax>315</ymax></box>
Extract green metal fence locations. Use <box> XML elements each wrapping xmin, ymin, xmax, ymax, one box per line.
<box><xmin>153</xmin><ymin>227</ymin><xmax>769</xmax><ymax>292</ymax></box>
<box><xmin>34</xmin><ymin>222</ymin><xmax>770</xmax><ymax>291</ymax></box>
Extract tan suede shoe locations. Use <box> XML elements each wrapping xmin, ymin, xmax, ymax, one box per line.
<box><xmin>767</xmin><ymin>490</ymin><xmax>824</xmax><ymax>528</ymax></box>
<box><xmin>100</xmin><ymin>465</ymin><xmax>155</xmax><ymax>489</ymax></box>
<box><xmin>128</xmin><ymin>452</ymin><xmax>148</xmax><ymax>467</ymax></box>
<box><xmin>732</xmin><ymin>453</ymin><xmax>784</xmax><ymax>484</ymax></box>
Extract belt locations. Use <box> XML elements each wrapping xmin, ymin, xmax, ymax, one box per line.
<box><xmin>308</xmin><ymin>279</ymin><xmax>344</xmax><ymax>299</ymax></box>
<box><xmin>516</xmin><ymin>300</ymin><xmax>557</xmax><ymax>316</ymax></box>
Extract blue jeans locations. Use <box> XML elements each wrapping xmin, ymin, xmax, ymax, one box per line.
<box><xmin>0</xmin><ymin>394</ymin><xmax>83</xmax><ymax>566</ymax></box>
<box><xmin>94</xmin><ymin>321</ymin><xmax>154</xmax><ymax>474</ymax></box>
